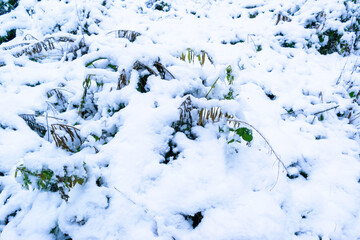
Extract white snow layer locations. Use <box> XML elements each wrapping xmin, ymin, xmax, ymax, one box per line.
<box><xmin>0</xmin><ymin>0</ymin><xmax>359</xmax><ymax>239</ymax></box>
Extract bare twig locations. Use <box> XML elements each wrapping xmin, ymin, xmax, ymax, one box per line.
<box><xmin>230</xmin><ymin>119</ymin><xmax>287</xmax><ymax>172</ymax></box>
<box><xmin>312</xmin><ymin>105</ymin><xmax>339</xmax><ymax>115</ymax></box>
<box><xmin>114</xmin><ymin>187</ymin><xmax>148</xmax><ymax>214</ymax></box>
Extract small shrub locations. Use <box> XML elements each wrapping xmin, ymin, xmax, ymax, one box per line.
<box><xmin>154</xmin><ymin>1</ymin><xmax>171</xmax><ymax>12</ymax></box>
<box><xmin>249</xmin><ymin>11</ymin><xmax>259</xmax><ymax>18</ymax></box>
<box><xmin>15</xmin><ymin>163</ymin><xmax>87</xmax><ymax>201</ymax></box>
<box><xmin>281</xmin><ymin>40</ymin><xmax>296</xmax><ymax>48</ymax></box>
<box><xmin>146</xmin><ymin>0</ymin><xmax>171</xmax><ymax>12</ymax></box>
<box><xmin>50</xmin><ymin>124</ymin><xmax>83</xmax><ymax>152</ymax></box>
<box><xmin>0</xmin><ymin>29</ymin><xmax>16</xmax><ymax>44</ymax></box>
<box><xmin>205</xmin><ymin>65</ymin><xmax>236</xmax><ymax>100</ymax></box>
<box><xmin>0</xmin><ymin>0</ymin><xmax>19</xmax><ymax>16</ymax></box>
<box><xmin>161</xmin><ymin>139</ymin><xmax>180</xmax><ymax>164</ymax></box>
<box><xmin>317</xmin><ymin>29</ymin><xmax>343</xmax><ymax>55</ymax></box>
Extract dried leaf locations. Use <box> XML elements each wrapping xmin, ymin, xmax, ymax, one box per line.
<box><xmin>19</xmin><ymin>114</ymin><xmax>47</xmax><ymax>137</ymax></box>
<box><xmin>51</xmin><ymin>124</ymin><xmax>82</xmax><ymax>152</ymax></box>
<box><xmin>153</xmin><ymin>61</ymin><xmax>175</xmax><ymax>80</ymax></box>
<box><xmin>133</xmin><ymin>60</ymin><xmax>157</xmax><ymax>75</ymax></box>
<box><xmin>178</xmin><ymin>96</ymin><xmax>193</xmax><ymax>125</ymax></box>
<box><xmin>117</xmin><ymin>69</ymin><xmax>128</xmax><ymax>90</ymax></box>
<box><xmin>275</xmin><ymin>13</ymin><xmax>292</xmax><ymax>25</ymax></box>
<box><xmin>107</xmin><ymin>30</ymin><xmax>141</xmax><ymax>42</ymax></box>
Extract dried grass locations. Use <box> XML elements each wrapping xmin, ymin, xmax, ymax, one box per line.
<box><xmin>50</xmin><ymin>124</ymin><xmax>82</xmax><ymax>152</ymax></box>
<box><xmin>275</xmin><ymin>13</ymin><xmax>292</xmax><ymax>25</ymax></box>
<box><xmin>107</xmin><ymin>30</ymin><xmax>141</xmax><ymax>42</ymax></box>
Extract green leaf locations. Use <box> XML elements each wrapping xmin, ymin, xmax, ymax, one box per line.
<box><xmin>227</xmin><ymin>139</ymin><xmax>235</xmax><ymax>144</ymax></box>
<box><xmin>77</xmin><ymin>178</ymin><xmax>85</xmax><ymax>185</ymax></box>
<box><xmin>85</xmin><ymin>57</ymin><xmax>107</xmax><ymax>68</ymax></box>
<box><xmin>218</xmin><ymin>126</ymin><xmax>224</xmax><ymax>133</ymax></box>
<box><xmin>349</xmin><ymin>92</ymin><xmax>355</xmax><ymax>98</ymax></box>
<box><xmin>235</xmin><ymin>127</ymin><xmax>246</xmax><ymax>136</ymax></box>
<box><xmin>107</xmin><ymin>64</ymin><xmax>118</xmax><ymax>71</ymax></box>
<box><xmin>242</xmin><ymin>133</ymin><xmax>253</xmax><ymax>143</ymax></box>
<box><xmin>235</xmin><ymin>127</ymin><xmax>253</xmax><ymax>142</ymax></box>
<box><xmin>92</xmin><ymin>135</ymin><xmax>100</xmax><ymax>141</ymax></box>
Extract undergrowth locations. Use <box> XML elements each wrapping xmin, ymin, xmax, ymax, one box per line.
<box><xmin>15</xmin><ymin>163</ymin><xmax>87</xmax><ymax>201</ymax></box>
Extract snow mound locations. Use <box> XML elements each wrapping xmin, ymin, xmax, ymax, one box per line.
<box><xmin>0</xmin><ymin>0</ymin><xmax>359</xmax><ymax>239</ymax></box>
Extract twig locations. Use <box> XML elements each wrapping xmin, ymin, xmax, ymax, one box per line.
<box><xmin>45</xmin><ymin>110</ymin><xmax>50</xmax><ymax>141</ymax></box>
<box><xmin>36</xmin><ymin>115</ymin><xmax>66</xmax><ymax>121</ymax></box>
<box><xmin>349</xmin><ymin>112</ymin><xmax>360</xmax><ymax>124</ymax></box>
<box><xmin>114</xmin><ymin>187</ymin><xmax>148</xmax><ymax>214</ymax></box>
<box><xmin>230</xmin><ymin>120</ymin><xmax>287</xmax><ymax>173</ymax></box>
<box><xmin>312</xmin><ymin>105</ymin><xmax>339</xmax><ymax>115</ymax></box>
<box><xmin>113</xmin><ymin>187</ymin><xmax>159</xmax><ymax>236</ymax></box>
<box><xmin>336</xmin><ymin>58</ymin><xmax>350</xmax><ymax>85</ymax></box>
<box><xmin>247</xmin><ymin>34</ymin><xmax>258</xmax><ymax>52</ymax></box>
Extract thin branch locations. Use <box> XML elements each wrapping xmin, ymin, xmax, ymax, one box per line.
<box><xmin>36</xmin><ymin>115</ymin><xmax>66</xmax><ymax>121</ymax></box>
<box><xmin>228</xmin><ymin>119</ymin><xmax>287</xmax><ymax>173</ymax></box>
<box><xmin>312</xmin><ymin>105</ymin><xmax>339</xmax><ymax>115</ymax></box>
<box><xmin>114</xmin><ymin>187</ymin><xmax>148</xmax><ymax>214</ymax></box>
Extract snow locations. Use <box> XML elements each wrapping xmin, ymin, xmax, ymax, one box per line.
<box><xmin>0</xmin><ymin>0</ymin><xmax>360</xmax><ymax>239</ymax></box>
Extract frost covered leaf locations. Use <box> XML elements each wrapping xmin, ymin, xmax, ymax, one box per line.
<box><xmin>133</xmin><ymin>60</ymin><xmax>157</xmax><ymax>75</ymax></box>
<box><xmin>0</xmin><ymin>0</ymin><xmax>19</xmax><ymax>15</ymax></box>
<box><xmin>153</xmin><ymin>61</ymin><xmax>175</xmax><ymax>80</ymax></box>
<box><xmin>235</xmin><ymin>127</ymin><xmax>253</xmax><ymax>143</ymax></box>
<box><xmin>133</xmin><ymin>60</ymin><xmax>158</xmax><ymax>92</ymax></box>
<box><xmin>79</xmin><ymin>74</ymin><xmax>99</xmax><ymax>118</ymax></box>
<box><xmin>275</xmin><ymin>13</ymin><xmax>292</xmax><ymax>25</ymax></box>
<box><xmin>4</xmin><ymin>36</ymin><xmax>87</xmax><ymax>60</ymax></box>
<box><xmin>19</xmin><ymin>114</ymin><xmax>47</xmax><ymax>137</ymax></box>
<box><xmin>107</xmin><ymin>30</ymin><xmax>141</xmax><ymax>42</ymax></box>
<box><xmin>85</xmin><ymin>57</ymin><xmax>118</xmax><ymax>71</ymax></box>
<box><xmin>117</xmin><ymin>69</ymin><xmax>128</xmax><ymax>90</ymax></box>
<box><xmin>15</xmin><ymin>164</ymin><xmax>87</xmax><ymax>201</ymax></box>
<box><xmin>178</xmin><ymin>96</ymin><xmax>194</xmax><ymax>125</ymax></box>
<box><xmin>305</xmin><ymin>11</ymin><xmax>326</xmax><ymax>31</ymax></box>
<box><xmin>0</xmin><ymin>29</ymin><xmax>16</xmax><ymax>44</ymax></box>
<box><xmin>11</xmin><ymin>38</ymin><xmax>56</xmax><ymax>57</ymax></box>
<box><xmin>50</xmin><ymin>124</ymin><xmax>83</xmax><ymax>152</ymax></box>
<box><xmin>46</xmin><ymin>88</ymin><xmax>68</xmax><ymax>113</ymax></box>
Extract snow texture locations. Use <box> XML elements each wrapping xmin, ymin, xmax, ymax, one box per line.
<box><xmin>0</xmin><ymin>0</ymin><xmax>360</xmax><ymax>239</ymax></box>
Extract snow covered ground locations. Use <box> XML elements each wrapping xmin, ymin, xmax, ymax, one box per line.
<box><xmin>0</xmin><ymin>0</ymin><xmax>360</xmax><ymax>239</ymax></box>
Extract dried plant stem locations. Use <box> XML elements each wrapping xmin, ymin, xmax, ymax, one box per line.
<box><xmin>312</xmin><ymin>105</ymin><xmax>339</xmax><ymax>115</ymax></box>
<box><xmin>195</xmin><ymin>105</ymin><xmax>287</xmax><ymax>173</ymax></box>
<box><xmin>229</xmin><ymin>119</ymin><xmax>287</xmax><ymax>172</ymax></box>
<box><xmin>113</xmin><ymin>187</ymin><xmax>159</xmax><ymax>235</ymax></box>
<box><xmin>114</xmin><ymin>187</ymin><xmax>149</xmax><ymax>214</ymax></box>
<box><xmin>230</xmin><ymin>119</ymin><xmax>287</xmax><ymax>191</ymax></box>
<box><xmin>36</xmin><ymin>115</ymin><xmax>66</xmax><ymax>121</ymax></box>
<box><xmin>205</xmin><ymin>77</ymin><xmax>220</xmax><ymax>99</ymax></box>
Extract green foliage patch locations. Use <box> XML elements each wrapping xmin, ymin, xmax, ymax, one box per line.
<box><xmin>15</xmin><ymin>163</ymin><xmax>87</xmax><ymax>201</ymax></box>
